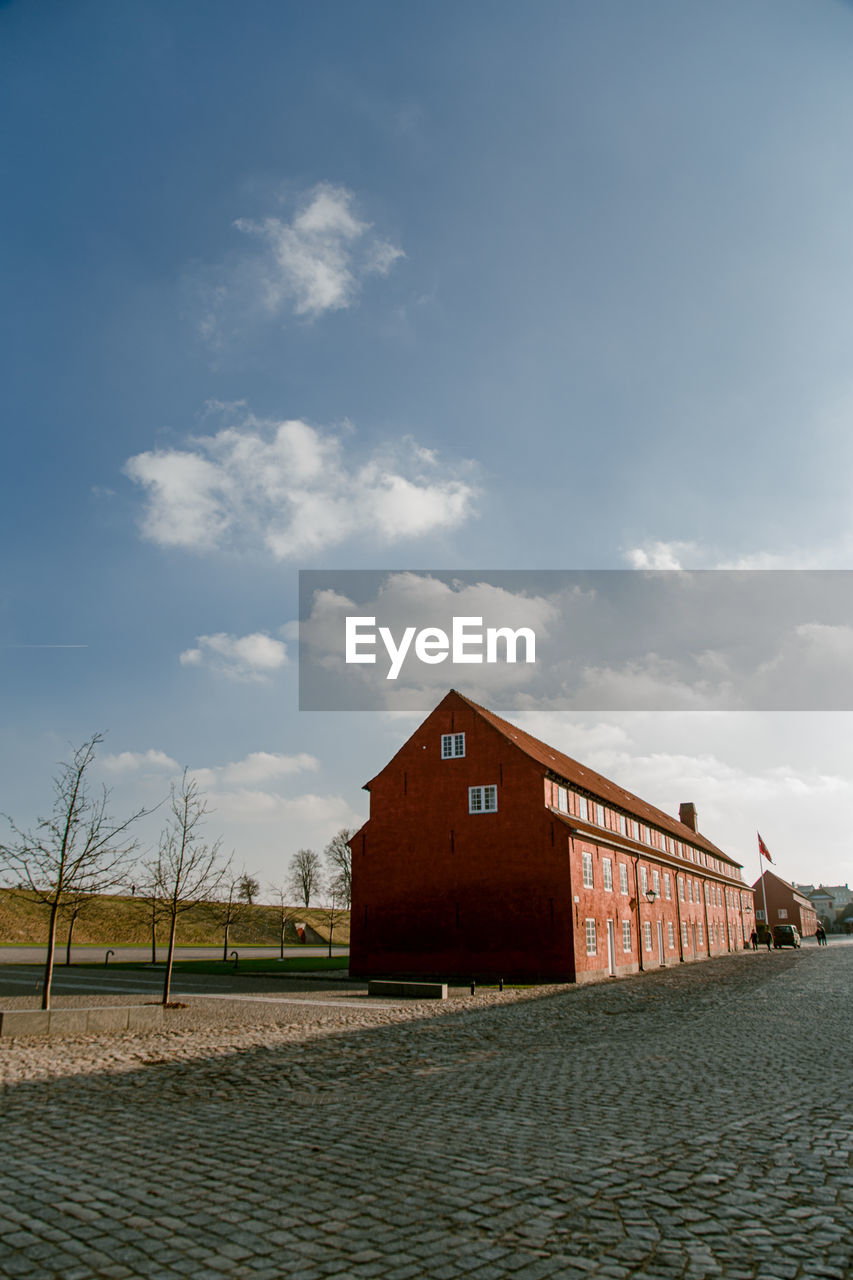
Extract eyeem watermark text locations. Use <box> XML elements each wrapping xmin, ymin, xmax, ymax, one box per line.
<box><xmin>346</xmin><ymin>616</ymin><xmax>537</xmax><ymax>680</ymax></box>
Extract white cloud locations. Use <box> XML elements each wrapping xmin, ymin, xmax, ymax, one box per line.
<box><xmin>623</xmin><ymin>537</ymin><xmax>853</xmax><ymax>570</ymax></box>
<box><xmin>191</xmin><ymin>751</ymin><xmax>319</xmax><ymax>790</ymax></box>
<box><xmin>204</xmin><ymin>789</ymin><xmax>362</xmax><ymax>830</ymax></box>
<box><xmin>180</xmin><ymin>631</ymin><xmax>289</xmax><ymax>681</ymax></box>
<box><xmin>203</xmin><ymin>182</ymin><xmax>404</xmax><ymax>326</ymax></box>
<box><xmin>101</xmin><ymin>749</ymin><xmax>180</xmax><ymax>774</ymax></box>
<box><xmin>125</xmin><ymin>412</ymin><xmax>477</xmax><ymax>558</ymax></box>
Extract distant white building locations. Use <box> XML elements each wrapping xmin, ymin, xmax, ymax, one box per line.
<box><xmin>802</xmin><ymin>884</ymin><xmax>852</xmax><ymax>929</ymax></box>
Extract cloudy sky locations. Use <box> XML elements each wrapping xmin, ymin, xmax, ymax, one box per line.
<box><xmin>3</xmin><ymin>0</ymin><xmax>853</xmax><ymax>892</ymax></box>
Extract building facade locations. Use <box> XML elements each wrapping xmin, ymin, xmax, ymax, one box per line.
<box><xmin>802</xmin><ymin>883</ymin><xmax>853</xmax><ymax>931</ymax></box>
<box><xmin>350</xmin><ymin>690</ymin><xmax>755</xmax><ymax>983</ymax></box>
<box><xmin>752</xmin><ymin>870</ymin><xmax>818</xmax><ymax>937</ymax></box>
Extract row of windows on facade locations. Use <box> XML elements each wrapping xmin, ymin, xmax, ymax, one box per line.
<box><xmin>580</xmin><ymin>850</ymin><xmax>752</xmax><ymax>911</ymax></box>
<box><xmin>545</xmin><ymin>775</ymin><xmax>738</xmax><ymax>880</ymax></box>
<box><xmin>443</xmin><ymin>734</ymin><xmax>740</xmax><ymax>882</ymax></box>
<box><xmin>584</xmin><ymin>917</ymin><xmax>740</xmax><ymax>956</ymax></box>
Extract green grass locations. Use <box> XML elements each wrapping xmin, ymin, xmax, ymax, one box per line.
<box><xmin>0</xmin><ymin>889</ymin><xmax>349</xmax><ymax>948</ymax></box>
<box><xmin>72</xmin><ymin>955</ymin><xmax>350</xmax><ymax>975</ymax></box>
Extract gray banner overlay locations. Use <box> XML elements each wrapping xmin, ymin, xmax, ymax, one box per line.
<box><xmin>299</xmin><ymin>570</ymin><xmax>853</xmax><ymax>711</ymax></box>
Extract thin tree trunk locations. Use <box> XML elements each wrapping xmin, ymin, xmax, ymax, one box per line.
<box><xmin>43</xmin><ymin>900</ymin><xmax>60</xmax><ymax>1011</ymax></box>
<box><xmin>222</xmin><ymin>920</ymin><xmax>230</xmax><ymax>962</ymax></box>
<box><xmin>280</xmin><ymin>922</ymin><xmax>285</xmax><ymax>960</ymax></box>
<box><xmin>328</xmin><ymin>918</ymin><xmax>333</xmax><ymax>958</ymax></box>
<box><xmin>162</xmin><ymin>909</ymin><xmax>178</xmax><ymax>1005</ymax></box>
<box><xmin>65</xmin><ymin>910</ymin><xmax>78</xmax><ymax>966</ymax></box>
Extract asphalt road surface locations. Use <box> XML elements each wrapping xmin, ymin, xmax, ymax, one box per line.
<box><xmin>0</xmin><ymin>944</ymin><xmax>347</xmax><ymax>964</ymax></box>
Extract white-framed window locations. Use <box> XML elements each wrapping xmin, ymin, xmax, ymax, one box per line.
<box><xmin>678</xmin><ymin>877</ymin><xmax>685</xmax><ymax>902</ymax></box>
<box><xmin>556</xmin><ymin>785</ymin><xmax>568</xmax><ymax>814</ymax></box>
<box><xmin>777</xmin><ymin>908</ymin><xmax>788</xmax><ymax>920</ymax></box>
<box><xmin>468</xmin><ymin>785</ymin><xmax>497</xmax><ymax>813</ymax></box>
<box><xmin>619</xmin><ymin>863</ymin><xmax>629</xmax><ymax>895</ymax></box>
<box><xmin>441</xmin><ymin>733</ymin><xmax>465</xmax><ymax>759</ymax></box>
<box><xmin>687</xmin><ymin>880</ymin><xmax>693</xmax><ymax>903</ymax></box>
<box><xmin>756</xmin><ymin>909</ymin><xmax>766</xmax><ymax>921</ymax></box>
<box><xmin>602</xmin><ymin>858</ymin><xmax>613</xmax><ymax>892</ymax></box>
<box><xmin>640</xmin><ymin>866</ymin><xmax>648</xmax><ymax>894</ymax></box>
<box><xmin>622</xmin><ymin>921</ymin><xmax>631</xmax><ymax>952</ymax></box>
<box><xmin>585</xmin><ymin>918</ymin><xmax>597</xmax><ymax>955</ymax></box>
<box><xmin>664</xmin><ymin>873</ymin><xmax>671</xmax><ymax>901</ymax></box>
<box><xmin>698</xmin><ymin>923</ymin><xmax>704</xmax><ymax>946</ymax></box>
<box><xmin>667</xmin><ymin>922</ymin><xmax>675</xmax><ymax>949</ymax></box>
<box><xmin>643</xmin><ymin>921</ymin><xmax>652</xmax><ymax>951</ymax></box>
<box><xmin>582</xmin><ymin>851</ymin><xmax>594</xmax><ymax>889</ymax></box>
<box><xmin>682</xmin><ymin>923</ymin><xmax>689</xmax><ymax>947</ymax></box>
<box><xmin>619</xmin><ymin>814</ymin><xmax>627</xmax><ymax>836</ymax></box>
<box><xmin>594</xmin><ymin>802</ymin><xmax>605</xmax><ymax>826</ymax></box>
<box><xmin>577</xmin><ymin>794</ymin><xmax>588</xmax><ymax>822</ymax></box>
<box><xmin>652</xmin><ymin>870</ymin><xmax>660</xmax><ymax>896</ymax></box>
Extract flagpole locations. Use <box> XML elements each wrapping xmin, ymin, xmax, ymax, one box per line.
<box><xmin>758</xmin><ymin>835</ymin><xmax>769</xmax><ymax>937</ymax></box>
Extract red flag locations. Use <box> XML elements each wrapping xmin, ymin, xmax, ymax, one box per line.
<box><xmin>758</xmin><ymin>832</ymin><xmax>773</xmax><ymax>863</ymax></box>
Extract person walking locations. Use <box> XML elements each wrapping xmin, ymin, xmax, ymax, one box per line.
<box><xmin>750</xmin><ymin>929</ymin><xmax>759</xmax><ymax>951</ymax></box>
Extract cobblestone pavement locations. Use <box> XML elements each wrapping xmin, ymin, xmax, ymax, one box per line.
<box><xmin>1</xmin><ymin>946</ymin><xmax>851</xmax><ymax>1280</ymax></box>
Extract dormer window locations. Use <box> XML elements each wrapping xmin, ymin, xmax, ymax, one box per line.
<box><xmin>441</xmin><ymin>733</ymin><xmax>465</xmax><ymax>759</ymax></box>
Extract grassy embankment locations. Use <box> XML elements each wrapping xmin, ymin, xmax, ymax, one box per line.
<box><xmin>0</xmin><ymin>889</ymin><xmax>349</xmax><ymax>950</ymax></box>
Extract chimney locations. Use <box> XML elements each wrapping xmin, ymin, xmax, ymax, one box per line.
<box><xmin>679</xmin><ymin>802</ymin><xmax>698</xmax><ymax>832</ymax></box>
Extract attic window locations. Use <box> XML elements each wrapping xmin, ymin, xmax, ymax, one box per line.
<box><xmin>441</xmin><ymin>733</ymin><xmax>465</xmax><ymax>759</ymax></box>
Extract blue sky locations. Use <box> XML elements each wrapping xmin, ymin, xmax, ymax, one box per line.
<box><xmin>3</xmin><ymin>0</ymin><xmax>853</xmax><ymax>891</ymax></box>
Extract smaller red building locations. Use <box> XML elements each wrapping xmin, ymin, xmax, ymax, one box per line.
<box><xmin>350</xmin><ymin>690</ymin><xmax>754</xmax><ymax>983</ymax></box>
<box><xmin>752</xmin><ymin>871</ymin><xmax>817</xmax><ymax>938</ymax></box>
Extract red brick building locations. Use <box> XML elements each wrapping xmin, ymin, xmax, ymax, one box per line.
<box><xmin>349</xmin><ymin>690</ymin><xmax>755</xmax><ymax>982</ymax></box>
<box><xmin>752</xmin><ymin>870</ymin><xmax>817</xmax><ymax>938</ymax></box>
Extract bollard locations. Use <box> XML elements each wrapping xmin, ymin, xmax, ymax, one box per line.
<box><xmin>499</xmin><ymin>977</ymin><xmax>504</xmax><ymax>992</ymax></box>
<box><xmin>470</xmin><ymin>980</ymin><xmax>476</xmax><ymax>995</ymax></box>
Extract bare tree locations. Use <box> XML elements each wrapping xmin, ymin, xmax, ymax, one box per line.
<box><xmin>61</xmin><ymin>889</ymin><xmax>96</xmax><ymax>965</ymax></box>
<box><xmin>208</xmin><ymin>868</ymin><xmax>245</xmax><ymax>962</ymax></box>
<box><xmin>134</xmin><ymin>868</ymin><xmax>168</xmax><ymax>964</ymax></box>
<box><xmin>0</xmin><ymin>733</ymin><xmax>147</xmax><ymax>1009</ymax></box>
<box><xmin>237</xmin><ymin>872</ymin><xmax>260</xmax><ymax>906</ymax></box>
<box><xmin>268</xmin><ymin>881</ymin><xmax>301</xmax><ymax>959</ymax></box>
<box><xmin>147</xmin><ymin>771</ymin><xmax>228</xmax><ymax>1005</ymax></box>
<box><xmin>288</xmin><ymin>848</ymin><xmax>322</xmax><ymax>907</ymax></box>
<box><xmin>323</xmin><ymin>828</ymin><xmax>354</xmax><ymax>909</ymax></box>
<box><xmin>313</xmin><ymin>889</ymin><xmax>348</xmax><ymax>958</ymax></box>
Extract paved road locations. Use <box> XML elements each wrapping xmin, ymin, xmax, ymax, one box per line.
<box><xmin>0</xmin><ymin>945</ymin><xmax>347</xmax><ymax>964</ymax></box>
<box><xmin>1</xmin><ymin>946</ymin><xmax>851</xmax><ymax>1279</ymax></box>
<box><xmin>0</xmin><ymin>964</ymin><xmax>358</xmax><ymax>1001</ymax></box>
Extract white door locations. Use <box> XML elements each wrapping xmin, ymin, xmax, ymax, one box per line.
<box><xmin>657</xmin><ymin>920</ymin><xmax>664</xmax><ymax>965</ymax></box>
<box><xmin>607</xmin><ymin>920</ymin><xmax>616</xmax><ymax>976</ymax></box>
